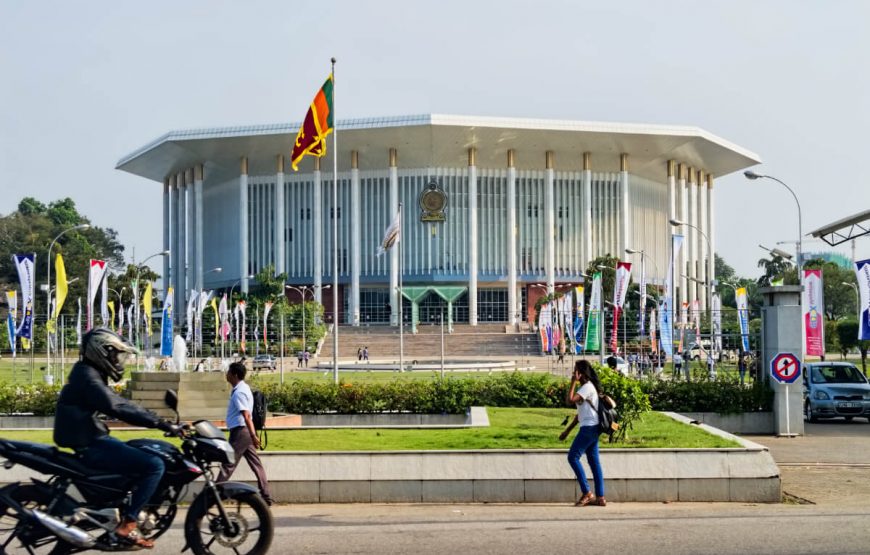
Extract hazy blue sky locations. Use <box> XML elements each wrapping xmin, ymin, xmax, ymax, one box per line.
<box><xmin>2</xmin><ymin>0</ymin><xmax>868</xmax><ymax>278</ymax></box>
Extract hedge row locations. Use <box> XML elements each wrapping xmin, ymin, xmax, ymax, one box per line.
<box><xmin>640</xmin><ymin>378</ymin><xmax>774</xmax><ymax>414</ymax></box>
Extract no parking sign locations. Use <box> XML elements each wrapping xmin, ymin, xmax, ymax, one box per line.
<box><xmin>770</xmin><ymin>352</ymin><xmax>801</xmax><ymax>384</ymax></box>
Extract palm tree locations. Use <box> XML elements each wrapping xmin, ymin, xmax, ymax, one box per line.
<box><xmin>756</xmin><ymin>254</ymin><xmax>793</xmax><ymax>286</ymax></box>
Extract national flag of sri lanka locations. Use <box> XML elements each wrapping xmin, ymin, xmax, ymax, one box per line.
<box><xmin>291</xmin><ymin>74</ymin><xmax>334</xmax><ymax>171</ymax></box>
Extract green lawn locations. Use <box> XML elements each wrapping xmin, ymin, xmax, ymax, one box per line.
<box><xmin>0</xmin><ymin>409</ymin><xmax>738</xmax><ymax>450</ymax></box>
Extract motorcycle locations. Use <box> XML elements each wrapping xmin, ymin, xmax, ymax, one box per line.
<box><xmin>0</xmin><ymin>390</ymin><xmax>273</xmax><ymax>554</ymax></box>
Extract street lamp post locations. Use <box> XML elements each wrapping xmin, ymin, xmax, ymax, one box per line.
<box><xmin>670</xmin><ymin>218</ymin><xmax>716</xmax><ymax>375</ymax></box>
<box><xmin>134</xmin><ymin>250</ymin><xmax>170</xmax><ymax>367</ymax></box>
<box><xmin>46</xmin><ymin>224</ymin><xmax>90</xmax><ymax>376</ymax></box>
<box><xmin>744</xmin><ymin>171</ymin><xmax>803</xmax><ymax>275</ymax></box>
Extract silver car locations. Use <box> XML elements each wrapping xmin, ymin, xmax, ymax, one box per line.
<box><xmin>803</xmin><ymin>362</ymin><xmax>870</xmax><ymax>422</ymax></box>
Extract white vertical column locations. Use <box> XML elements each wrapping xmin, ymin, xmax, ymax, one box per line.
<box><xmin>162</xmin><ymin>178</ymin><xmax>170</xmax><ymax>298</ymax></box>
<box><xmin>698</xmin><ymin>169</ymin><xmax>708</xmax><ymax>312</ymax></box>
<box><xmin>688</xmin><ymin>167</ymin><xmax>698</xmax><ymax>305</ymax></box>
<box><xmin>468</xmin><ymin>148</ymin><xmax>479</xmax><ymax>324</ymax></box>
<box><xmin>351</xmin><ymin>150</ymin><xmax>361</xmax><ymax>326</ymax></box>
<box><xmin>313</xmin><ymin>157</ymin><xmax>323</xmax><ymax>303</ymax></box>
<box><xmin>583</xmin><ymin>152</ymin><xmax>592</xmax><ymax>266</ymax></box>
<box><xmin>184</xmin><ymin>169</ymin><xmax>194</xmax><ymax>320</ymax></box>
<box><xmin>239</xmin><ymin>157</ymin><xmax>250</xmax><ymax>294</ymax></box>
<box><xmin>678</xmin><ymin>164</ymin><xmax>688</xmax><ymax>307</ymax></box>
<box><xmin>620</xmin><ymin>154</ymin><xmax>630</xmax><ymax>260</ymax></box>
<box><xmin>667</xmin><ymin>160</ymin><xmax>676</xmax><ymax>222</ymax></box>
<box><xmin>389</xmin><ymin>149</ymin><xmax>399</xmax><ymax>326</ymax></box>
<box><xmin>507</xmin><ymin>149</ymin><xmax>517</xmax><ymax>326</ymax></box>
<box><xmin>174</xmin><ymin>172</ymin><xmax>184</xmax><ymax>317</ymax></box>
<box><xmin>275</xmin><ymin>155</ymin><xmax>286</xmax><ymax>276</ymax></box>
<box><xmin>707</xmin><ymin>174</ymin><xmax>716</xmax><ymax>297</ymax></box>
<box><xmin>194</xmin><ymin>164</ymin><xmax>204</xmax><ymax>291</ymax></box>
<box><xmin>545</xmin><ymin>151</ymin><xmax>555</xmax><ymax>295</ymax></box>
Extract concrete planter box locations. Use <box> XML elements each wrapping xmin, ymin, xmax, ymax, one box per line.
<box><xmin>1</xmin><ymin>413</ymin><xmax>779</xmax><ymax>504</ymax></box>
<box><xmin>679</xmin><ymin>412</ymin><xmax>775</xmax><ymax>435</ymax></box>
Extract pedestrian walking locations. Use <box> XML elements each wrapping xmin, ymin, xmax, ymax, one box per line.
<box><xmin>738</xmin><ymin>353</ymin><xmax>747</xmax><ymax>385</ymax></box>
<box><xmin>673</xmin><ymin>352</ymin><xmax>683</xmax><ymax>380</ymax></box>
<box><xmin>297</xmin><ymin>351</ymin><xmax>303</xmax><ymax>368</ymax></box>
<box><xmin>559</xmin><ymin>360</ymin><xmax>606</xmax><ymax>507</ymax></box>
<box><xmin>362</xmin><ymin>346</ymin><xmax>369</xmax><ymax>361</ymax></box>
<box><xmin>303</xmin><ymin>349</ymin><xmax>310</xmax><ymax>368</ymax></box>
<box><xmin>357</xmin><ymin>347</ymin><xmax>363</xmax><ymax>361</ymax></box>
<box><xmin>218</xmin><ymin>362</ymin><xmax>274</xmax><ymax>506</ymax></box>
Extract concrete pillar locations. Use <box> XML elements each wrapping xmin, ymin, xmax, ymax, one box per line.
<box><xmin>678</xmin><ymin>164</ymin><xmax>688</xmax><ymax>308</ymax></box>
<box><xmin>468</xmin><ymin>147</ymin><xmax>479</xmax><ymax>324</ymax></box>
<box><xmin>351</xmin><ymin>150</ymin><xmax>361</xmax><ymax>326</ymax></box>
<box><xmin>698</xmin><ymin>170</ymin><xmax>708</xmax><ymax>312</ymax></box>
<box><xmin>707</xmin><ymin>174</ymin><xmax>715</xmax><ymax>296</ymax></box>
<box><xmin>239</xmin><ymin>157</ymin><xmax>249</xmax><ymax>294</ymax></box>
<box><xmin>620</xmin><ymin>154</ymin><xmax>630</xmax><ymax>259</ymax></box>
<box><xmin>174</xmin><ymin>172</ymin><xmax>183</xmax><ymax>319</ymax></box>
<box><xmin>760</xmin><ymin>285</ymin><xmax>805</xmax><ymax>436</ymax></box>
<box><xmin>184</xmin><ymin>168</ymin><xmax>194</xmax><ymax>320</ymax></box>
<box><xmin>688</xmin><ymin>167</ymin><xmax>698</xmax><ymax>305</ymax></box>
<box><xmin>667</xmin><ymin>160</ymin><xmax>676</xmax><ymax>223</ymax></box>
<box><xmin>194</xmin><ymin>164</ymin><xmax>204</xmax><ymax>291</ymax></box>
<box><xmin>545</xmin><ymin>151</ymin><xmax>555</xmax><ymax>295</ymax></box>
<box><xmin>582</xmin><ymin>152</ymin><xmax>592</xmax><ymax>267</ymax></box>
<box><xmin>389</xmin><ymin>149</ymin><xmax>399</xmax><ymax>326</ymax></box>
<box><xmin>275</xmin><ymin>155</ymin><xmax>286</xmax><ymax>276</ymax></box>
<box><xmin>313</xmin><ymin>157</ymin><xmax>323</xmax><ymax>304</ymax></box>
<box><xmin>507</xmin><ymin>149</ymin><xmax>517</xmax><ymax>326</ymax></box>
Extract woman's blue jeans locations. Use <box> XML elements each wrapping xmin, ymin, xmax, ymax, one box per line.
<box><xmin>79</xmin><ymin>436</ymin><xmax>165</xmax><ymax>520</ymax></box>
<box><xmin>567</xmin><ymin>425</ymin><xmax>604</xmax><ymax>497</ymax></box>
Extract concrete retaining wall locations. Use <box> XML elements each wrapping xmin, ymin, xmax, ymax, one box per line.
<box><xmin>0</xmin><ymin>413</ymin><xmax>780</xmax><ymax>503</ymax></box>
<box><xmin>679</xmin><ymin>412</ymin><xmax>775</xmax><ymax>435</ymax></box>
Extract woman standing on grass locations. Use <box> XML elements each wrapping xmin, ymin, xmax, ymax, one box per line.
<box><xmin>559</xmin><ymin>360</ymin><xmax>606</xmax><ymax>507</ymax></box>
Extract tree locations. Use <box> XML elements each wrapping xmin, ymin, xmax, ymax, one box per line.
<box><xmin>825</xmin><ymin>319</ymin><xmax>842</xmax><ymax>360</ymax></box>
<box><xmin>585</xmin><ymin>254</ymin><xmax>622</xmax><ymax>304</ymax></box>
<box><xmin>756</xmin><ymin>254</ymin><xmax>795</xmax><ymax>286</ymax></box>
<box><xmin>802</xmin><ymin>258</ymin><xmax>858</xmax><ymax>321</ymax></box>
<box><xmin>837</xmin><ymin>319</ymin><xmax>870</xmax><ymax>372</ymax></box>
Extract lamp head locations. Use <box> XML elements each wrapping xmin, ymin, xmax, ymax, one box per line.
<box><xmin>76</xmin><ymin>224</ymin><xmax>91</xmax><ymax>231</ymax></box>
<box><xmin>161</xmin><ymin>250</ymin><xmax>171</xmax><ymax>256</ymax></box>
<box><xmin>744</xmin><ymin>170</ymin><xmax>762</xmax><ymax>180</ymax></box>
<box><xmin>668</xmin><ymin>218</ymin><xmax>684</xmax><ymax>227</ymax></box>
<box><xmin>625</xmin><ymin>248</ymin><xmax>641</xmax><ymax>255</ymax></box>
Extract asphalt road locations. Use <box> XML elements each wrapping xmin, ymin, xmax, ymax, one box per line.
<box><xmin>6</xmin><ymin>419</ymin><xmax>869</xmax><ymax>554</ymax></box>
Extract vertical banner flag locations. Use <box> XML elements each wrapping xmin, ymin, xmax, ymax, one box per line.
<box><xmin>219</xmin><ymin>294</ymin><xmax>230</xmax><ymax>341</ymax></box>
<box><xmin>650</xmin><ymin>308</ymin><xmax>658</xmax><ymax>354</ymax></box>
<box><xmin>209</xmin><ymin>297</ymin><xmax>219</xmax><ymax>345</ymax></box>
<box><xmin>679</xmin><ymin>302</ymin><xmax>688</xmax><ymax>353</ymax></box>
<box><xmin>263</xmin><ymin>301</ymin><xmax>274</xmax><ymax>348</ymax></box>
<box><xmin>6</xmin><ymin>291</ymin><xmax>16</xmax><ymax>356</ymax></box>
<box><xmin>609</xmin><ymin>262</ymin><xmax>632</xmax><ymax>353</ymax></box>
<box><xmin>253</xmin><ymin>307</ymin><xmax>260</xmax><ymax>351</ymax></box>
<box><xmin>87</xmin><ymin>259</ymin><xmax>108</xmax><ymax>331</ymax></box>
<box><xmin>160</xmin><ymin>286</ymin><xmax>174</xmax><ymax>357</ymax></box>
<box><xmin>290</xmin><ymin>74</ymin><xmax>334</xmax><ymax>171</ymax></box>
<box><xmin>126</xmin><ymin>304</ymin><xmax>134</xmax><ymax>339</ymax></box>
<box><xmin>233</xmin><ymin>303</ymin><xmax>241</xmax><ymax>345</ymax></box>
<box><xmin>538</xmin><ymin>301</ymin><xmax>551</xmax><ymax>352</ymax></box>
<box><xmin>692</xmin><ymin>299</ymin><xmax>701</xmax><ymax>336</ymax></box>
<box><xmin>584</xmin><ymin>272</ymin><xmax>602</xmax><ymax>352</ymax></box>
<box><xmin>573</xmin><ymin>285</ymin><xmax>585</xmax><ymax>354</ymax></box>
<box><xmin>76</xmin><ymin>297</ymin><xmax>82</xmax><ymax>345</ymax></box>
<box><xmin>53</xmin><ymin>254</ymin><xmax>68</xmax><ymax>320</ymax></box>
<box><xmin>186</xmin><ymin>290</ymin><xmax>197</xmax><ymax>342</ymax></box>
<box><xmin>13</xmin><ymin>254</ymin><xmax>35</xmax><ymax>340</ymax></box>
<box><xmin>378</xmin><ymin>207</ymin><xmax>402</xmax><ymax>256</ymax></box>
<box><xmin>638</xmin><ymin>257</ymin><xmax>647</xmax><ymax>336</ymax></box>
<box><xmin>197</xmin><ymin>290</ymin><xmax>212</xmax><ymax>350</ymax></box>
<box><xmin>856</xmin><ymin>259</ymin><xmax>870</xmax><ymax>340</ymax></box>
<box><xmin>118</xmin><ymin>302</ymin><xmax>125</xmax><ymax>335</ymax></box>
<box><xmin>107</xmin><ymin>301</ymin><xmax>116</xmax><ymax>333</ymax></box>
<box><xmin>803</xmin><ymin>269</ymin><xmax>825</xmax><ymax>356</ymax></box>
<box><xmin>736</xmin><ymin>287</ymin><xmax>750</xmax><ymax>351</ymax></box>
<box><xmin>143</xmin><ymin>282</ymin><xmax>153</xmax><ymax>338</ymax></box>
<box><xmin>712</xmin><ymin>293</ymin><xmax>722</xmax><ymax>352</ymax></box>
<box><xmin>100</xmin><ymin>275</ymin><xmax>109</xmax><ymax>326</ymax></box>
<box><xmin>238</xmin><ymin>300</ymin><xmax>247</xmax><ymax>353</ymax></box>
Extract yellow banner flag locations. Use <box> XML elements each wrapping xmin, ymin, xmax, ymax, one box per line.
<box><xmin>143</xmin><ymin>282</ymin><xmax>153</xmax><ymax>336</ymax></box>
<box><xmin>107</xmin><ymin>301</ymin><xmax>115</xmax><ymax>330</ymax></box>
<box><xmin>53</xmin><ymin>253</ymin><xmax>68</xmax><ymax>320</ymax></box>
<box><xmin>210</xmin><ymin>297</ymin><xmax>219</xmax><ymax>345</ymax></box>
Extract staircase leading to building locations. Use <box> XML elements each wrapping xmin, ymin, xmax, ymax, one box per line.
<box><xmin>319</xmin><ymin>324</ymin><xmax>540</xmax><ymax>359</ymax></box>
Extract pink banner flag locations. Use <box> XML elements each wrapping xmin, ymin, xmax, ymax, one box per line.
<box><xmin>803</xmin><ymin>269</ymin><xmax>825</xmax><ymax>357</ymax></box>
<box><xmin>609</xmin><ymin>262</ymin><xmax>632</xmax><ymax>353</ymax></box>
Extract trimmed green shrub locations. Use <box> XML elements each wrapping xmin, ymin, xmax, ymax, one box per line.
<box><xmin>0</xmin><ymin>384</ymin><xmax>61</xmax><ymax>416</ymax></box>
<box><xmin>640</xmin><ymin>376</ymin><xmax>773</xmax><ymax>414</ymax></box>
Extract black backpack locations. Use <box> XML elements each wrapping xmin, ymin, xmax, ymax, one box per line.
<box><xmin>252</xmin><ymin>389</ymin><xmax>268</xmax><ymax>449</ymax></box>
<box><xmin>595</xmin><ymin>394</ymin><xmax>620</xmax><ymax>442</ymax></box>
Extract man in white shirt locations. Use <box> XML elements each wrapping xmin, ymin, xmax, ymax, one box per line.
<box><xmin>217</xmin><ymin>361</ymin><xmax>274</xmax><ymax>505</ymax></box>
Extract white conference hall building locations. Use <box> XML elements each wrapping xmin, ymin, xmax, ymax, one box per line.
<box><xmin>117</xmin><ymin>114</ymin><xmax>760</xmax><ymax>328</ymax></box>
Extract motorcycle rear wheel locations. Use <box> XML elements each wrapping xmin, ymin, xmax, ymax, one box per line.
<box><xmin>185</xmin><ymin>491</ymin><xmax>273</xmax><ymax>555</ymax></box>
<box><xmin>0</xmin><ymin>484</ymin><xmax>76</xmax><ymax>555</ymax></box>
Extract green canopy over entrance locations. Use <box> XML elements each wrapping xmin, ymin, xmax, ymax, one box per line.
<box><xmin>399</xmin><ymin>285</ymin><xmax>468</xmax><ymax>333</ymax></box>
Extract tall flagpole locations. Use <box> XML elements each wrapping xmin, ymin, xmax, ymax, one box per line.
<box><xmin>331</xmin><ymin>57</ymin><xmax>339</xmax><ymax>385</ymax></box>
<box><xmin>398</xmin><ymin>203</ymin><xmax>404</xmax><ymax>372</ymax></box>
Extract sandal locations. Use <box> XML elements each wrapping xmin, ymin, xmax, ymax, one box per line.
<box><xmin>574</xmin><ymin>492</ymin><xmax>596</xmax><ymax>507</ymax></box>
<box><xmin>116</xmin><ymin>522</ymin><xmax>155</xmax><ymax>549</ymax></box>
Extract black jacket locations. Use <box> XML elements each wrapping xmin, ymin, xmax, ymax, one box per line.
<box><xmin>53</xmin><ymin>361</ymin><xmax>161</xmax><ymax>449</ymax></box>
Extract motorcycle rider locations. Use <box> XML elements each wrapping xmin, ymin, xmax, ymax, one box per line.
<box><xmin>54</xmin><ymin>328</ymin><xmax>177</xmax><ymax>549</ymax></box>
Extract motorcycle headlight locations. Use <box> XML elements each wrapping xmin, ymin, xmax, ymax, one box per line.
<box><xmin>814</xmin><ymin>390</ymin><xmax>830</xmax><ymax>400</ymax></box>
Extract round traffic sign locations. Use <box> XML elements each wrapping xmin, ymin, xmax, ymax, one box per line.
<box><xmin>770</xmin><ymin>352</ymin><xmax>801</xmax><ymax>384</ymax></box>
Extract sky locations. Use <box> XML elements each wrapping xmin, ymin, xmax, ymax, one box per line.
<box><xmin>1</xmin><ymin>0</ymin><xmax>869</xmax><ymax>278</ymax></box>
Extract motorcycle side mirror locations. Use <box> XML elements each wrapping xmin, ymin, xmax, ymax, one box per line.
<box><xmin>164</xmin><ymin>390</ymin><xmax>179</xmax><ymax>423</ymax></box>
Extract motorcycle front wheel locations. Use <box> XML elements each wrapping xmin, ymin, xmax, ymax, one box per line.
<box><xmin>185</xmin><ymin>491</ymin><xmax>273</xmax><ymax>555</ymax></box>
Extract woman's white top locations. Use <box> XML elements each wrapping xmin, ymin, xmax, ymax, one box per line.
<box><xmin>575</xmin><ymin>382</ymin><xmax>599</xmax><ymax>427</ymax></box>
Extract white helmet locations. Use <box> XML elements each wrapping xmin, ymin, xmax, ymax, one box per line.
<box><xmin>80</xmin><ymin>328</ymin><xmax>138</xmax><ymax>382</ymax></box>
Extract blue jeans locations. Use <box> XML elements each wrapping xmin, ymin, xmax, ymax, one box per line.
<box><xmin>567</xmin><ymin>425</ymin><xmax>604</xmax><ymax>497</ymax></box>
<box><xmin>79</xmin><ymin>436</ymin><xmax>165</xmax><ymax>520</ymax></box>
